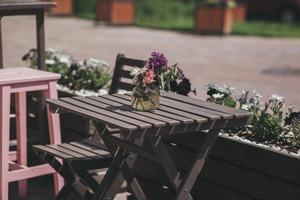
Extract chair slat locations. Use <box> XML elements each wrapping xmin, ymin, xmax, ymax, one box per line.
<box><xmin>71</xmin><ymin>141</ymin><xmax>110</xmax><ymax>158</ymax></box>
<box><xmin>117</xmin><ymin>81</ymin><xmax>134</xmax><ymax>91</ymax></box>
<box><xmin>120</xmin><ymin>58</ymin><xmax>145</xmax><ymax>68</ymax></box>
<box><xmin>59</xmin><ymin>143</ymin><xmax>99</xmax><ymax>157</ymax></box>
<box><xmin>119</xmin><ymin>69</ymin><xmax>132</xmax><ymax>79</ymax></box>
<box><xmin>46</xmin><ymin>145</ymin><xmax>85</xmax><ymax>158</ymax></box>
<box><xmin>33</xmin><ymin>145</ymin><xmax>73</xmax><ymax>159</ymax></box>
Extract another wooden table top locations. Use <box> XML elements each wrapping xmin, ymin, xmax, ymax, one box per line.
<box><xmin>0</xmin><ymin>0</ymin><xmax>55</xmax><ymax>11</ymax></box>
<box><xmin>47</xmin><ymin>93</ymin><xmax>252</xmax><ymax>132</ymax></box>
<box><xmin>0</xmin><ymin>67</ymin><xmax>60</xmax><ymax>85</ymax></box>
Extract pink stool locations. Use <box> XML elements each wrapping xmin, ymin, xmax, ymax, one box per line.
<box><xmin>0</xmin><ymin>67</ymin><xmax>64</xmax><ymax>199</ymax></box>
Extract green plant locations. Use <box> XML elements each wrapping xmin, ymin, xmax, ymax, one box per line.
<box><xmin>204</xmin><ymin>83</ymin><xmax>236</xmax><ymax>108</ymax></box>
<box><xmin>198</xmin><ymin>0</ymin><xmax>236</xmax><ymax>8</ymax></box>
<box><xmin>204</xmin><ymin>84</ymin><xmax>300</xmax><ymax>152</ymax></box>
<box><xmin>23</xmin><ymin>49</ymin><xmax>111</xmax><ymax>92</ymax></box>
<box><xmin>135</xmin><ymin>0</ymin><xmax>196</xmax><ymax>31</ymax></box>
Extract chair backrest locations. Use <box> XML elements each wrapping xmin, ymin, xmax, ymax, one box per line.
<box><xmin>109</xmin><ymin>53</ymin><xmax>146</xmax><ymax>95</ymax></box>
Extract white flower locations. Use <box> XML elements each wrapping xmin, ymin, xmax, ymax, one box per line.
<box><xmin>47</xmin><ymin>48</ymin><xmax>56</xmax><ymax>53</ymax></box>
<box><xmin>58</xmin><ymin>55</ymin><xmax>71</xmax><ymax>66</ymax></box>
<box><xmin>241</xmin><ymin>104</ymin><xmax>251</xmax><ymax>111</ymax></box>
<box><xmin>45</xmin><ymin>59</ymin><xmax>55</xmax><ymax>65</ymax></box>
<box><xmin>286</xmin><ymin>131</ymin><xmax>295</xmax><ymax>139</ymax></box>
<box><xmin>270</xmin><ymin>94</ymin><xmax>285</xmax><ymax>103</ymax></box>
<box><xmin>130</xmin><ymin>67</ymin><xmax>142</xmax><ymax>77</ymax></box>
<box><xmin>86</xmin><ymin>58</ymin><xmax>109</xmax><ymax>68</ymax></box>
<box><xmin>212</xmin><ymin>93</ymin><xmax>224</xmax><ymax>99</ymax></box>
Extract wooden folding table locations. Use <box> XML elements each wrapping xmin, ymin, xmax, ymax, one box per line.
<box><xmin>40</xmin><ymin>92</ymin><xmax>252</xmax><ymax>199</ymax></box>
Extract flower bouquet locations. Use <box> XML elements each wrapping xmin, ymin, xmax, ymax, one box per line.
<box><xmin>131</xmin><ymin>52</ymin><xmax>184</xmax><ymax>111</ymax></box>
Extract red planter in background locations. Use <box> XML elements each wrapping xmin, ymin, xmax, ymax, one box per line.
<box><xmin>50</xmin><ymin>0</ymin><xmax>73</xmax><ymax>15</ymax></box>
<box><xmin>96</xmin><ymin>0</ymin><xmax>135</xmax><ymax>25</ymax></box>
<box><xmin>195</xmin><ymin>6</ymin><xmax>234</xmax><ymax>35</ymax></box>
<box><xmin>234</xmin><ymin>4</ymin><xmax>247</xmax><ymax>22</ymax></box>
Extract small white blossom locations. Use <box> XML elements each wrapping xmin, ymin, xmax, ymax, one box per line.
<box><xmin>131</xmin><ymin>67</ymin><xmax>144</xmax><ymax>77</ymax></box>
<box><xmin>241</xmin><ymin>104</ymin><xmax>251</xmax><ymax>111</ymax></box>
<box><xmin>212</xmin><ymin>93</ymin><xmax>224</xmax><ymax>99</ymax></box>
<box><xmin>86</xmin><ymin>58</ymin><xmax>109</xmax><ymax>68</ymax></box>
<box><xmin>45</xmin><ymin>59</ymin><xmax>55</xmax><ymax>65</ymax></box>
<box><xmin>58</xmin><ymin>55</ymin><xmax>71</xmax><ymax>66</ymax></box>
<box><xmin>270</xmin><ymin>94</ymin><xmax>285</xmax><ymax>103</ymax></box>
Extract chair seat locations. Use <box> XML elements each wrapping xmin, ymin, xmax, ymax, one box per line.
<box><xmin>33</xmin><ymin>139</ymin><xmax>111</xmax><ymax>161</ymax></box>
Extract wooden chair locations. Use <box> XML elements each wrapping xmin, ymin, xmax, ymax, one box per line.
<box><xmin>33</xmin><ymin>53</ymin><xmax>146</xmax><ymax>199</ymax></box>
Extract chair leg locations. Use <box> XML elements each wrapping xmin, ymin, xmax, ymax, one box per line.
<box><xmin>0</xmin><ymin>86</ymin><xmax>11</xmax><ymax>200</ymax></box>
<box><xmin>45</xmin><ymin>81</ymin><xmax>64</xmax><ymax>194</ymax></box>
<box><xmin>15</xmin><ymin>92</ymin><xmax>28</xmax><ymax>198</ymax></box>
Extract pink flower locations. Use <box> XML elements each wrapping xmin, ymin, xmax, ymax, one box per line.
<box><xmin>144</xmin><ymin>70</ymin><xmax>155</xmax><ymax>84</ymax></box>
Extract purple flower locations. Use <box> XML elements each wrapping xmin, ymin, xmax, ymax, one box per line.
<box><xmin>148</xmin><ymin>52</ymin><xmax>168</xmax><ymax>73</ymax></box>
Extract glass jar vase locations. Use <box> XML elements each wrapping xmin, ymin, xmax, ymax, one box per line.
<box><xmin>131</xmin><ymin>86</ymin><xmax>160</xmax><ymax>111</ymax></box>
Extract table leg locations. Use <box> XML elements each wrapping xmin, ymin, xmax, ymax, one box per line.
<box><xmin>0</xmin><ymin>86</ymin><xmax>11</xmax><ymax>200</ymax></box>
<box><xmin>15</xmin><ymin>92</ymin><xmax>28</xmax><ymax>198</ymax></box>
<box><xmin>147</xmin><ymin>136</ymin><xmax>182</xmax><ymax>190</ymax></box>
<box><xmin>95</xmin><ymin>128</ymin><xmax>146</xmax><ymax>200</ymax></box>
<box><xmin>175</xmin><ymin>128</ymin><xmax>222</xmax><ymax>200</ymax></box>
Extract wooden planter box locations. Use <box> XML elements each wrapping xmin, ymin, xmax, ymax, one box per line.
<box><xmin>195</xmin><ymin>6</ymin><xmax>234</xmax><ymax>34</ymax></box>
<box><xmin>234</xmin><ymin>4</ymin><xmax>247</xmax><ymax>22</ymax></box>
<box><xmin>129</xmin><ymin>133</ymin><xmax>300</xmax><ymax>199</ymax></box>
<box><xmin>49</xmin><ymin>0</ymin><xmax>73</xmax><ymax>16</ymax></box>
<box><xmin>96</xmin><ymin>0</ymin><xmax>135</xmax><ymax>25</ymax></box>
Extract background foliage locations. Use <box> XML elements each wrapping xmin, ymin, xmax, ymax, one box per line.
<box><xmin>73</xmin><ymin>0</ymin><xmax>300</xmax><ymax>38</ymax></box>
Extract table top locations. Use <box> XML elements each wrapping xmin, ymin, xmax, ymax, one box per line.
<box><xmin>0</xmin><ymin>0</ymin><xmax>55</xmax><ymax>11</ymax></box>
<box><xmin>47</xmin><ymin>92</ymin><xmax>252</xmax><ymax>133</ymax></box>
<box><xmin>0</xmin><ymin>67</ymin><xmax>60</xmax><ymax>85</ymax></box>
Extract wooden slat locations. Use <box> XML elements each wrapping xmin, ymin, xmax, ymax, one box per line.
<box><xmin>113</xmin><ymin>94</ymin><xmax>208</xmax><ymax>123</ymax></box>
<box><xmin>88</xmin><ymin>96</ymin><xmax>181</xmax><ymax>126</ymax></box>
<box><xmin>119</xmin><ymin>69</ymin><xmax>132</xmax><ymax>79</ymax></box>
<box><xmin>60</xmin><ymin>98</ymin><xmax>154</xmax><ymax>129</ymax></box>
<box><xmin>117</xmin><ymin>81</ymin><xmax>134</xmax><ymax>91</ymax></box>
<box><xmin>102</xmin><ymin>95</ymin><xmax>193</xmax><ymax>124</ymax></box>
<box><xmin>59</xmin><ymin>143</ymin><xmax>99</xmax><ymax>158</ymax></box>
<box><xmin>47</xmin><ymin>99</ymin><xmax>137</xmax><ymax>131</ymax></box>
<box><xmin>33</xmin><ymin>145</ymin><xmax>73</xmax><ymax>159</ymax></box>
<box><xmin>73</xmin><ymin>96</ymin><xmax>166</xmax><ymax>127</ymax></box>
<box><xmin>70</xmin><ymin>142</ymin><xmax>110</xmax><ymax>158</ymax></box>
<box><xmin>162</xmin><ymin>92</ymin><xmax>251</xmax><ymax>118</ymax></box>
<box><xmin>120</xmin><ymin>58</ymin><xmax>145</xmax><ymax>68</ymax></box>
<box><xmin>46</xmin><ymin>145</ymin><xmax>85</xmax><ymax>158</ymax></box>
<box><xmin>160</xmin><ymin>97</ymin><xmax>233</xmax><ymax>119</ymax></box>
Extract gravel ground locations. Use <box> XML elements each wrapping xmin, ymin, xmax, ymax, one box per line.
<box><xmin>2</xmin><ymin>16</ymin><xmax>300</xmax><ymax>108</ymax></box>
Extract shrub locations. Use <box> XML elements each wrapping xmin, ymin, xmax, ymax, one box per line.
<box><xmin>23</xmin><ymin>49</ymin><xmax>111</xmax><ymax>92</ymax></box>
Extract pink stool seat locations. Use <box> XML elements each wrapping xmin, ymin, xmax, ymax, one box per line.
<box><xmin>0</xmin><ymin>67</ymin><xmax>60</xmax><ymax>85</ymax></box>
<box><xmin>0</xmin><ymin>67</ymin><xmax>64</xmax><ymax>200</ymax></box>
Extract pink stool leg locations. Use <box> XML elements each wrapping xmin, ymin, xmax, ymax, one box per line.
<box><xmin>0</xmin><ymin>86</ymin><xmax>11</xmax><ymax>200</ymax></box>
<box><xmin>15</xmin><ymin>92</ymin><xmax>28</xmax><ymax>198</ymax></box>
<box><xmin>45</xmin><ymin>81</ymin><xmax>64</xmax><ymax>194</ymax></box>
